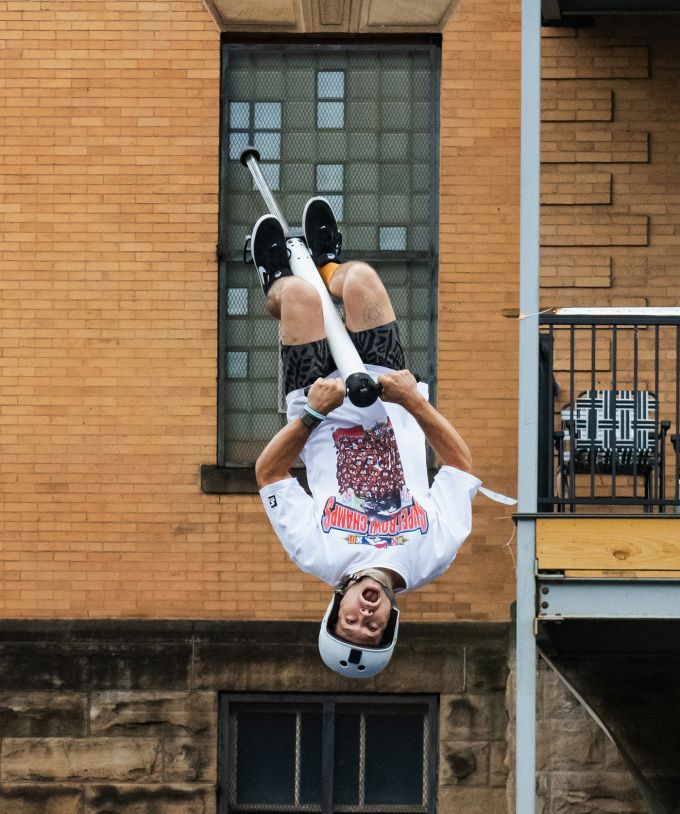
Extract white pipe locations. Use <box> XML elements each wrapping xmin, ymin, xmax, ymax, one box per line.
<box><xmin>516</xmin><ymin>0</ymin><xmax>541</xmax><ymax>811</ymax></box>
<box><xmin>285</xmin><ymin>237</ymin><xmax>367</xmax><ymax>381</ymax></box>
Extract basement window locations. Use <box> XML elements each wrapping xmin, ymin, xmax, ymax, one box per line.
<box><xmin>219</xmin><ymin>694</ymin><xmax>438</xmax><ymax>814</ymax></box>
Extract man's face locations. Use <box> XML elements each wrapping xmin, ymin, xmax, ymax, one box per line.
<box><xmin>335</xmin><ymin>577</ymin><xmax>393</xmax><ymax>646</ymax></box>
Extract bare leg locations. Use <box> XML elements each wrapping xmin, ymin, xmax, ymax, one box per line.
<box><xmin>266</xmin><ymin>276</ymin><xmax>326</xmax><ymax>346</ymax></box>
<box><xmin>327</xmin><ymin>261</ymin><xmax>396</xmax><ymax>332</ymax></box>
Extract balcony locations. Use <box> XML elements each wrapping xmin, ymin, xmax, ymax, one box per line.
<box><xmin>534</xmin><ymin>308</ymin><xmax>680</xmax><ymax>617</ymax></box>
<box><xmin>538</xmin><ymin>309</ymin><xmax>680</xmax><ymax>514</ymax></box>
<box><xmin>533</xmin><ymin>306</ymin><xmax>680</xmax><ymax>658</ymax></box>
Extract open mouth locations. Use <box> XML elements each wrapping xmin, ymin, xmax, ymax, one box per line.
<box><xmin>362</xmin><ymin>586</ymin><xmax>380</xmax><ymax>603</ymax></box>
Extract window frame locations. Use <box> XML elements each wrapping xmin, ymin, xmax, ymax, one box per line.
<box><xmin>217</xmin><ymin>692</ymin><xmax>439</xmax><ymax>814</ymax></box>
<box><xmin>210</xmin><ymin>36</ymin><xmax>441</xmax><ymax>491</ymax></box>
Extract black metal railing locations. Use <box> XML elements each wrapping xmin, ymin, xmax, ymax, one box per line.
<box><xmin>538</xmin><ymin>311</ymin><xmax>680</xmax><ymax>513</ymax></box>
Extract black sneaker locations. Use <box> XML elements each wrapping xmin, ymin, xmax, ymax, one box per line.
<box><xmin>302</xmin><ymin>197</ymin><xmax>343</xmax><ymax>267</ymax></box>
<box><xmin>250</xmin><ymin>214</ymin><xmax>293</xmax><ymax>296</ymax></box>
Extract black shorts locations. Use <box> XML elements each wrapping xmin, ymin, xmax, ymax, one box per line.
<box><xmin>281</xmin><ymin>321</ymin><xmax>405</xmax><ymax>395</ymax></box>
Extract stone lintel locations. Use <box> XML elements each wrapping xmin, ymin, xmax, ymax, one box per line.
<box><xmin>206</xmin><ymin>0</ymin><xmax>460</xmax><ymax>32</ymax></box>
<box><xmin>0</xmin><ymin>619</ymin><xmax>509</xmax><ymax>693</ymax></box>
<box><xmin>0</xmin><ymin>643</ymin><xmax>193</xmax><ymax>692</ymax></box>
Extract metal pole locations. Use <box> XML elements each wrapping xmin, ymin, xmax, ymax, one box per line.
<box><xmin>242</xmin><ymin>151</ymin><xmax>290</xmax><ymax>230</ymax></box>
<box><xmin>240</xmin><ymin>147</ymin><xmax>382</xmax><ymax>407</ymax></box>
<box><xmin>516</xmin><ymin>0</ymin><xmax>541</xmax><ymax>811</ymax></box>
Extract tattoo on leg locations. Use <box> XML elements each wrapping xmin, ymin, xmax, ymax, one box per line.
<box><xmin>364</xmin><ymin>301</ymin><xmax>385</xmax><ymax>326</ymax></box>
<box><xmin>280</xmin><ymin>328</ymin><xmax>304</xmax><ymax>346</ymax></box>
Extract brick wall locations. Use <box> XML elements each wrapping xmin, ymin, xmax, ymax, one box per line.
<box><xmin>0</xmin><ymin>0</ymin><xmax>523</xmax><ymax>622</ymax></box>
<box><xmin>424</xmin><ymin>0</ymin><xmax>522</xmax><ymax>623</ymax></box>
<box><xmin>540</xmin><ymin>20</ymin><xmax>680</xmax><ymax>308</ymax></box>
<box><xmin>4</xmin><ymin>4</ymin><xmax>677</xmax><ymax>625</ymax></box>
<box><xmin>0</xmin><ymin>0</ymin><xmax>234</xmax><ymax>618</ymax></box>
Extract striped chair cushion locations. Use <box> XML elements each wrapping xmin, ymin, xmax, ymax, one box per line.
<box><xmin>561</xmin><ymin>390</ymin><xmax>657</xmax><ymax>467</ymax></box>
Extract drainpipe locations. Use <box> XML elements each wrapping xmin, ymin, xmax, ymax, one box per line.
<box><xmin>516</xmin><ymin>0</ymin><xmax>541</xmax><ymax>812</ymax></box>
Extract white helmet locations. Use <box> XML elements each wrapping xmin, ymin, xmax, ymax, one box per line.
<box><xmin>318</xmin><ymin>589</ymin><xmax>400</xmax><ymax>679</ymax></box>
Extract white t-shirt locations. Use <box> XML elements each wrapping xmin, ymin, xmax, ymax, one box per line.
<box><xmin>259</xmin><ymin>366</ymin><xmax>481</xmax><ymax>592</ymax></box>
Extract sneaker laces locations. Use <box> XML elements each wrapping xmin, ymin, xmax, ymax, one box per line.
<box><xmin>315</xmin><ymin>225</ymin><xmax>342</xmax><ymax>256</ymax></box>
<box><xmin>262</xmin><ymin>240</ymin><xmax>291</xmax><ymax>272</ymax></box>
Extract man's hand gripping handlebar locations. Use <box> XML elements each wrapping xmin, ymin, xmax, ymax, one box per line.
<box><xmin>304</xmin><ymin>376</ymin><xmax>383</xmax><ymax>411</ymax></box>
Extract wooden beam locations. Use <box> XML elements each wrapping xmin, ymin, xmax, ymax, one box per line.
<box><xmin>564</xmin><ymin>569</ymin><xmax>680</xmax><ymax>579</ymax></box>
<box><xmin>537</xmin><ymin>518</ymin><xmax>680</xmax><ymax>572</ymax></box>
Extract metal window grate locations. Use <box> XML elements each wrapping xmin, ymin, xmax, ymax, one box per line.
<box><xmin>218</xmin><ymin>42</ymin><xmax>440</xmax><ymax>465</ymax></box>
<box><xmin>219</xmin><ymin>694</ymin><xmax>438</xmax><ymax>814</ymax></box>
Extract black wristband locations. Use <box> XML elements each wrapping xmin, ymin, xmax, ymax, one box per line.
<box><xmin>300</xmin><ymin>410</ymin><xmax>323</xmax><ymax>430</ymax></box>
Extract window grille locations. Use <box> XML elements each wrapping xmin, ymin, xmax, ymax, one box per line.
<box><xmin>219</xmin><ymin>694</ymin><xmax>438</xmax><ymax>814</ymax></box>
<box><xmin>218</xmin><ymin>40</ymin><xmax>440</xmax><ymax>465</ymax></box>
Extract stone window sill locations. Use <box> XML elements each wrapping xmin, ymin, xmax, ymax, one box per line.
<box><xmin>200</xmin><ymin>464</ymin><xmax>308</xmax><ymax>495</ymax></box>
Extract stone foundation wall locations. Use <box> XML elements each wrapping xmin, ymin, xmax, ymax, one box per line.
<box><xmin>438</xmin><ymin>647</ymin><xmax>510</xmax><ymax>812</ymax></box>
<box><xmin>0</xmin><ymin>622</ymin><xmax>217</xmax><ymax>814</ymax></box>
<box><xmin>507</xmin><ymin>644</ymin><xmax>648</xmax><ymax>814</ymax></box>
<box><xmin>535</xmin><ymin>660</ymin><xmax>647</xmax><ymax>814</ymax></box>
<box><xmin>0</xmin><ymin>620</ymin><xmax>510</xmax><ymax>814</ymax></box>
<box><xmin>0</xmin><ymin>623</ymin><xmax>653</xmax><ymax>814</ymax></box>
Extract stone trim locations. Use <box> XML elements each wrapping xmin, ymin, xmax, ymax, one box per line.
<box><xmin>0</xmin><ymin>619</ymin><xmax>509</xmax><ymax>692</ymax></box>
<box><xmin>204</xmin><ymin>0</ymin><xmax>461</xmax><ymax>33</ymax></box>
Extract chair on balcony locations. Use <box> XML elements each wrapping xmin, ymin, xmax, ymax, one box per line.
<box><xmin>556</xmin><ymin>389</ymin><xmax>670</xmax><ymax>510</ymax></box>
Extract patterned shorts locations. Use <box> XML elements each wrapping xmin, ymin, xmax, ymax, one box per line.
<box><xmin>281</xmin><ymin>321</ymin><xmax>405</xmax><ymax>395</ymax></box>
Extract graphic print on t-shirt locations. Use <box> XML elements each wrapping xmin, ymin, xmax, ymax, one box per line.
<box><xmin>320</xmin><ymin>419</ymin><xmax>430</xmax><ymax>548</ymax></box>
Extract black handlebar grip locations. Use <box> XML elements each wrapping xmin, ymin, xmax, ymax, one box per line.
<box><xmin>345</xmin><ymin>373</ymin><xmax>382</xmax><ymax>408</ymax></box>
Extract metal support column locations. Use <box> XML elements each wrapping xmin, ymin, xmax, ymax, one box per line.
<box><xmin>516</xmin><ymin>0</ymin><xmax>541</xmax><ymax>812</ymax></box>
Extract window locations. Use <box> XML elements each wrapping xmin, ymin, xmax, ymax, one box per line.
<box><xmin>218</xmin><ymin>694</ymin><xmax>438</xmax><ymax>814</ymax></box>
<box><xmin>218</xmin><ymin>40</ymin><xmax>440</xmax><ymax>469</ymax></box>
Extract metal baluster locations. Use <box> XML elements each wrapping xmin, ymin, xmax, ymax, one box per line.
<box><xmin>549</xmin><ymin>325</ymin><xmax>556</xmax><ymax>511</ymax></box>
<box><xmin>654</xmin><ymin>324</ymin><xmax>661</xmax><ymax>511</ymax></box>
<box><xmin>633</xmin><ymin>324</ymin><xmax>639</xmax><ymax>503</ymax></box>
<box><xmin>590</xmin><ymin>324</ymin><xmax>597</xmax><ymax>501</ymax></box>
<box><xmin>611</xmin><ymin>324</ymin><xmax>618</xmax><ymax>499</ymax></box>
<box><xmin>675</xmin><ymin>324</ymin><xmax>680</xmax><ymax>513</ymax></box>
<box><xmin>569</xmin><ymin>324</ymin><xmax>576</xmax><ymax>512</ymax></box>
